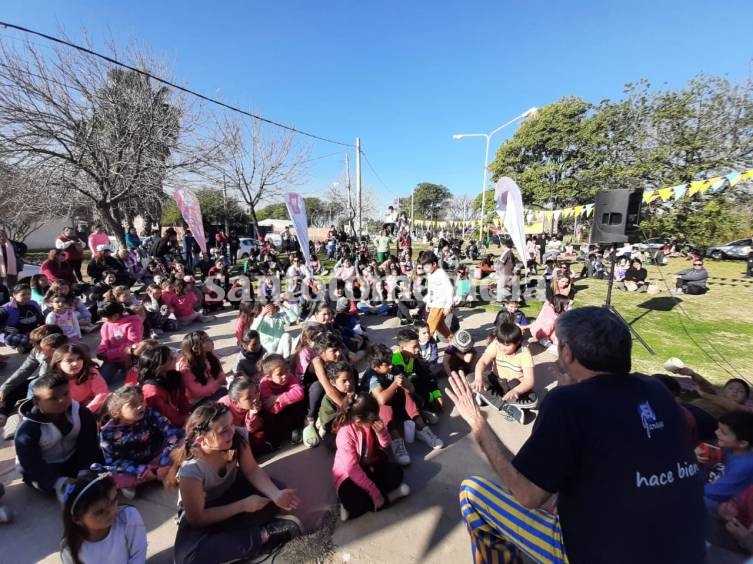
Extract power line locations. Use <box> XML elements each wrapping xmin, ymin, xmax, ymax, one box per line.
<box><xmin>361</xmin><ymin>149</ymin><xmax>400</xmax><ymax>199</ymax></box>
<box><xmin>0</xmin><ymin>21</ymin><xmax>355</xmax><ymax>148</ymax></box>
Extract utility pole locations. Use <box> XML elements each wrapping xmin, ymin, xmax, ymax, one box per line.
<box><xmin>355</xmin><ymin>137</ymin><xmax>362</xmax><ymax>236</ymax></box>
<box><xmin>410</xmin><ymin>191</ymin><xmax>414</xmax><ymax>228</ymax></box>
<box><xmin>222</xmin><ymin>174</ymin><xmax>231</xmax><ymax>258</ymax></box>
<box><xmin>345</xmin><ymin>153</ymin><xmax>352</xmax><ymax>235</ymax></box>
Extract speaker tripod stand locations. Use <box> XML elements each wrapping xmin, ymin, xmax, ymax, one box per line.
<box><xmin>602</xmin><ymin>243</ymin><xmax>655</xmax><ymax>355</ymax></box>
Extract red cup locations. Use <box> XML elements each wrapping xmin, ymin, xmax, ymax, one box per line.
<box><xmin>698</xmin><ymin>443</ymin><xmax>723</xmax><ymax>464</ymax></box>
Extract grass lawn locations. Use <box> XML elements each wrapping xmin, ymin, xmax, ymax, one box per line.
<box><xmin>493</xmin><ymin>257</ymin><xmax>753</xmax><ymax>385</ymax></box>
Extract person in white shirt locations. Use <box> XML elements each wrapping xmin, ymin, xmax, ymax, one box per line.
<box><xmin>419</xmin><ymin>251</ymin><xmax>455</xmax><ymax>341</ymax></box>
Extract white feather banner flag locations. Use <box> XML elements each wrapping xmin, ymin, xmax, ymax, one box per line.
<box><xmin>494</xmin><ymin>177</ymin><xmax>527</xmax><ymax>269</ymax></box>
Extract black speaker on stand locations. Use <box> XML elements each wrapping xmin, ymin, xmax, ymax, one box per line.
<box><xmin>589</xmin><ymin>188</ymin><xmax>654</xmax><ymax>354</ymax></box>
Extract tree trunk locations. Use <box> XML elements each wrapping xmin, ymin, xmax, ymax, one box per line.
<box><xmin>248</xmin><ymin>204</ymin><xmax>260</xmax><ymax>238</ymax></box>
<box><xmin>97</xmin><ymin>202</ymin><xmax>127</xmax><ymax>248</ymax></box>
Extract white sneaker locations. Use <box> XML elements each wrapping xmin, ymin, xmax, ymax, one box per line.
<box><xmin>386</xmin><ymin>482</ymin><xmax>411</xmax><ymax>503</ymax></box>
<box><xmin>390</xmin><ymin>438</ymin><xmax>411</xmax><ymax>466</ymax></box>
<box><xmin>416</xmin><ymin>426</ymin><xmax>444</xmax><ymax>450</ymax></box>
<box><xmin>120</xmin><ymin>487</ymin><xmax>137</xmax><ymax>500</ymax></box>
<box><xmin>340</xmin><ymin>505</ymin><xmax>350</xmax><ymax>522</ymax></box>
<box><xmin>421</xmin><ymin>410</ymin><xmax>439</xmax><ymax>425</ymax></box>
<box><xmin>3</xmin><ymin>414</ymin><xmax>20</xmax><ymax>441</ymax></box>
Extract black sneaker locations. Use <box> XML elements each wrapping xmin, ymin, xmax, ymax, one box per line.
<box><xmin>291</xmin><ymin>429</ymin><xmax>303</xmax><ymax>444</ymax></box>
<box><xmin>264</xmin><ymin>515</ymin><xmax>302</xmax><ymax>550</ymax></box>
<box><xmin>510</xmin><ymin>391</ymin><xmax>538</xmax><ymax>410</ymax></box>
<box><xmin>476</xmin><ymin>389</ymin><xmax>506</xmax><ymax>411</ymax></box>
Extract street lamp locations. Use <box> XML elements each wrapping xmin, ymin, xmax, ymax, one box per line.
<box><xmin>453</xmin><ymin>107</ymin><xmax>539</xmax><ymax>243</ymax></box>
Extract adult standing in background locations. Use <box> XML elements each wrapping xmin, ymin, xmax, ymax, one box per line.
<box><xmin>0</xmin><ymin>231</ymin><xmax>21</xmax><ymax>287</ymax></box>
<box><xmin>183</xmin><ymin>229</ymin><xmax>200</xmax><ymax>273</ymax></box>
<box><xmin>55</xmin><ymin>227</ymin><xmax>86</xmax><ymax>283</ymax></box>
<box><xmin>124</xmin><ymin>226</ymin><xmax>142</xmax><ymax>252</ymax></box>
<box><xmin>87</xmin><ymin>223</ymin><xmax>110</xmax><ymax>255</ymax></box>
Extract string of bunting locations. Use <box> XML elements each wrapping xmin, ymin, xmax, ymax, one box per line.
<box><xmin>410</xmin><ymin>167</ymin><xmax>753</xmax><ymax>228</ymax></box>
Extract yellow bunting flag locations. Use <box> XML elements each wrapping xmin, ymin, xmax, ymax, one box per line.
<box><xmin>544</xmin><ymin>210</ymin><xmax>554</xmax><ymax>221</ymax></box>
<box><xmin>573</xmin><ymin>205</ymin><xmax>583</xmax><ymax>217</ymax></box>
<box><xmin>688</xmin><ymin>181</ymin><xmax>703</xmax><ymax>197</ymax></box>
<box><xmin>642</xmin><ymin>191</ymin><xmax>655</xmax><ymax>204</ymax></box>
<box><xmin>561</xmin><ymin>207</ymin><xmax>573</xmax><ymax>218</ymax></box>
<box><xmin>657</xmin><ymin>188</ymin><xmax>673</xmax><ymax>201</ymax></box>
<box><xmin>740</xmin><ymin>169</ymin><xmax>753</xmax><ymax>182</ymax></box>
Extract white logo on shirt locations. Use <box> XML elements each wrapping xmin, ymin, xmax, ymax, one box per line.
<box><xmin>638</xmin><ymin>401</ymin><xmax>665</xmax><ymax>438</ymax></box>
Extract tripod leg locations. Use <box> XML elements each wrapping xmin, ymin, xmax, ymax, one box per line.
<box><xmin>604</xmin><ymin>305</ymin><xmax>655</xmax><ymax>355</ymax></box>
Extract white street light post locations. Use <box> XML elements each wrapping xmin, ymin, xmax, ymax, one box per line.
<box><xmin>453</xmin><ymin>107</ymin><xmax>539</xmax><ymax>243</ymax></box>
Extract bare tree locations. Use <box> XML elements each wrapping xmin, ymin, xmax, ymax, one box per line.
<box><xmin>211</xmin><ymin>113</ymin><xmax>310</xmax><ymax>236</ymax></box>
<box><xmin>0</xmin><ymin>35</ymin><xmax>210</xmax><ymax>245</ymax></box>
<box><xmin>0</xmin><ymin>164</ymin><xmax>65</xmax><ymax>240</ymax></box>
<box><xmin>325</xmin><ymin>178</ymin><xmax>377</xmax><ymax>234</ymax></box>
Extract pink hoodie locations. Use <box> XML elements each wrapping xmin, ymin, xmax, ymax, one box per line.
<box><xmin>218</xmin><ymin>395</ymin><xmax>264</xmax><ymax>434</ymax></box>
<box><xmin>177</xmin><ymin>355</ymin><xmax>226</xmax><ymax>405</ymax></box>
<box><xmin>259</xmin><ymin>374</ymin><xmax>304</xmax><ymax>414</ymax></box>
<box><xmin>96</xmin><ymin>314</ymin><xmax>144</xmax><ymax>363</ymax></box>
<box><xmin>68</xmin><ymin>367</ymin><xmax>109</xmax><ymax>414</ymax></box>
<box><xmin>332</xmin><ymin>423</ymin><xmax>391</xmax><ymax>503</ymax></box>
<box><xmin>529</xmin><ymin>301</ymin><xmax>559</xmax><ymax>344</ymax></box>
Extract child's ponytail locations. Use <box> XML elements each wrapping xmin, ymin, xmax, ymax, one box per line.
<box><xmin>333</xmin><ymin>392</ymin><xmax>379</xmax><ymax>433</ymax></box>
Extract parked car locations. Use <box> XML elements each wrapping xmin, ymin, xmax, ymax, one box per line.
<box><xmin>705</xmin><ymin>238</ymin><xmax>752</xmax><ymax>260</ymax></box>
<box><xmin>635</xmin><ymin>237</ymin><xmax>671</xmax><ymax>252</ymax></box>
<box><xmin>265</xmin><ymin>233</ymin><xmax>283</xmax><ymax>249</ymax></box>
<box><xmin>236</xmin><ymin>237</ymin><xmax>260</xmax><ymax>261</ymax></box>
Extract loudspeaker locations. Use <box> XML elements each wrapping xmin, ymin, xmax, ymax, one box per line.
<box><xmin>590</xmin><ymin>188</ymin><xmax>643</xmax><ymax>245</ymax></box>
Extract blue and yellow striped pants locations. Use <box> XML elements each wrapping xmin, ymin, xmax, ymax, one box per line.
<box><xmin>459</xmin><ymin>476</ymin><xmax>568</xmax><ymax>564</ymax></box>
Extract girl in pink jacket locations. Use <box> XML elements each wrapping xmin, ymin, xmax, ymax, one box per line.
<box><xmin>259</xmin><ymin>354</ymin><xmax>306</xmax><ymax>447</ymax></box>
<box><xmin>96</xmin><ymin>302</ymin><xmax>143</xmax><ymax>385</ymax></box>
<box><xmin>332</xmin><ymin>392</ymin><xmax>410</xmax><ymax>521</ymax></box>
<box><xmin>177</xmin><ymin>330</ymin><xmax>227</xmax><ymax>406</ymax></box>
<box><xmin>50</xmin><ymin>343</ymin><xmax>109</xmax><ymax>415</ymax></box>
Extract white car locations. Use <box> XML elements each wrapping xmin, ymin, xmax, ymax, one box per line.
<box><xmin>265</xmin><ymin>233</ymin><xmax>283</xmax><ymax>249</ymax></box>
<box><xmin>236</xmin><ymin>237</ymin><xmax>260</xmax><ymax>261</ymax></box>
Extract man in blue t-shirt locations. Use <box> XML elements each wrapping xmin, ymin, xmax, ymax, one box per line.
<box><xmin>446</xmin><ymin>306</ymin><xmax>706</xmax><ymax>564</ymax></box>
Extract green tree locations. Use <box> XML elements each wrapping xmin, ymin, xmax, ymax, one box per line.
<box><xmin>256</xmin><ymin>203</ymin><xmax>288</xmax><ymax>221</ymax></box>
<box><xmin>488</xmin><ymin>97</ymin><xmax>593</xmax><ymax>208</ymax></box>
<box><xmin>411</xmin><ymin>182</ymin><xmax>452</xmax><ymax>220</ymax></box>
<box><xmin>256</xmin><ymin>197</ymin><xmax>327</xmax><ymax>226</ymax></box>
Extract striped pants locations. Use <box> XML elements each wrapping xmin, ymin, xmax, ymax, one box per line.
<box><xmin>459</xmin><ymin>476</ymin><xmax>568</xmax><ymax>564</ymax></box>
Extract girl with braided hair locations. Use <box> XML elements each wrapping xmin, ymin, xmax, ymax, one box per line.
<box><xmin>166</xmin><ymin>403</ymin><xmax>302</xmax><ymax>564</ymax></box>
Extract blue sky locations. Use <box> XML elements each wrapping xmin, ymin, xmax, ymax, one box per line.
<box><xmin>1</xmin><ymin>1</ymin><xmax>752</xmax><ymax>212</ymax></box>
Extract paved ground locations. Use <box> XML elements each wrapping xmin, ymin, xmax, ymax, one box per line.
<box><xmin>0</xmin><ymin>305</ymin><xmax>744</xmax><ymax>563</ymax></box>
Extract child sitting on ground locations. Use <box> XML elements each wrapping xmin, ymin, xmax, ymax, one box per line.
<box><xmin>15</xmin><ymin>373</ymin><xmax>103</xmax><ymax>495</ymax></box>
<box><xmin>138</xmin><ymin>345</ymin><xmax>191</xmax><ymax>428</ymax></box>
<box><xmin>177</xmin><ymin>331</ymin><xmax>227</xmax><ymax>406</ymax></box>
<box><xmin>251</xmin><ymin>300</ymin><xmax>299</xmax><ymax>358</ymax></box>
<box><xmin>317</xmin><ymin>361</ymin><xmax>355</xmax><ymax>443</ymax></box>
<box><xmin>162</xmin><ymin>279</ymin><xmax>211</xmax><ymax>325</ymax></box>
<box><xmin>697</xmin><ymin>411</ymin><xmax>753</xmax><ymax>509</ymax></box>
<box><xmin>332</xmin><ymin>392</ymin><xmax>411</xmax><ymax>521</ymax></box>
<box><xmin>96</xmin><ymin>302</ymin><xmax>144</xmax><ymax>386</ymax></box>
<box><xmin>365</xmin><ymin>344</ymin><xmax>443</xmax><ymax>466</ymax></box>
<box><xmin>50</xmin><ymin>343</ymin><xmax>109</xmax><ymax>415</ymax></box>
<box><xmin>301</xmin><ymin>332</ymin><xmax>344</xmax><ymax>448</ymax></box>
<box><xmin>392</xmin><ymin>328</ymin><xmax>443</xmax><ymax>418</ymax></box>
<box><xmin>442</xmin><ymin>330</ymin><xmax>477</xmax><ymax>381</ymax></box>
<box><xmin>60</xmin><ymin>471</ymin><xmax>147</xmax><ymax>564</ymax></box>
<box><xmin>291</xmin><ymin>325</ymin><xmax>322</xmax><ymax>383</ymax></box>
<box><xmin>0</xmin><ymin>283</ymin><xmax>45</xmax><ymax>353</ymax></box>
<box><xmin>529</xmin><ymin>293</ymin><xmax>570</xmax><ymax>354</ymax></box>
<box><xmin>166</xmin><ymin>403</ymin><xmax>302</xmax><ymax>564</ymax></box>
<box><xmin>235</xmin><ymin>329</ymin><xmax>267</xmax><ymax>378</ymax></box>
<box><xmin>495</xmin><ymin>298</ymin><xmax>530</xmax><ymax>330</ymax></box>
<box><xmin>142</xmin><ymin>283</ymin><xmax>178</xmax><ymax>337</ymax></box>
<box><xmin>0</xmin><ymin>326</ymin><xmax>67</xmax><ymax>432</ymax></box>
<box><xmin>259</xmin><ymin>354</ymin><xmax>306</xmax><ymax>447</ymax></box>
<box><xmin>415</xmin><ymin>320</ymin><xmax>438</xmax><ymax>365</ymax></box>
<box><xmin>45</xmin><ymin>294</ymin><xmax>82</xmax><ymax>342</ymax></box>
<box><xmin>218</xmin><ymin>375</ymin><xmax>271</xmax><ymax>456</ymax></box>
<box><xmin>472</xmin><ymin>321</ymin><xmax>537</xmax><ymax>423</ymax></box>
<box><xmin>234</xmin><ymin>301</ymin><xmax>259</xmax><ymax>347</ymax></box>
<box><xmin>99</xmin><ymin>385</ymin><xmax>183</xmax><ymax>498</ymax></box>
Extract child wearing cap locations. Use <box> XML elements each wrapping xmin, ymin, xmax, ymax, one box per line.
<box><xmin>442</xmin><ymin>330</ymin><xmax>477</xmax><ymax>381</ymax></box>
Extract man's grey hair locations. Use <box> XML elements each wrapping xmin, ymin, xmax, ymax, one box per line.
<box><xmin>555</xmin><ymin>306</ymin><xmax>632</xmax><ymax>374</ymax></box>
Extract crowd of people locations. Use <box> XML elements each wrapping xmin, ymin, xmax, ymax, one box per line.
<box><xmin>0</xmin><ymin>219</ymin><xmax>739</xmax><ymax>563</ymax></box>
